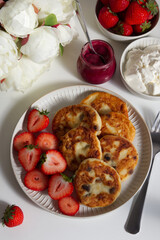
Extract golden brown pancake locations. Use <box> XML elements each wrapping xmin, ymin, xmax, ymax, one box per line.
<box><xmin>52</xmin><ymin>104</ymin><xmax>102</xmax><ymax>140</ymax></box>
<box><xmin>100</xmin><ymin>135</ymin><xmax>138</xmax><ymax>181</ymax></box>
<box><xmin>80</xmin><ymin>92</ymin><xmax>128</xmax><ymax>117</ymax></box>
<box><xmin>59</xmin><ymin>127</ymin><xmax>102</xmax><ymax>171</ymax></box>
<box><xmin>74</xmin><ymin>158</ymin><xmax>121</xmax><ymax>208</ymax></box>
<box><xmin>100</xmin><ymin>112</ymin><xmax>135</xmax><ymax>141</ymax></box>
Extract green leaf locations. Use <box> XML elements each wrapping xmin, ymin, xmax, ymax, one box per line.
<box><xmin>37</xmin><ymin>153</ymin><xmax>46</xmax><ymax>168</ymax></box>
<box><xmin>39</xmin><ymin>109</ymin><xmax>50</xmax><ymax>116</ymax></box>
<box><xmin>60</xmin><ymin>173</ymin><xmax>73</xmax><ymax>182</ymax></box>
<box><xmin>59</xmin><ymin>43</ymin><xmax>64</xmax><ymax>56</ymax></box>
<box><xmin>44</xmin><ymin>14</ymin><xmax>58</xmax><ymax>26</ymax></box>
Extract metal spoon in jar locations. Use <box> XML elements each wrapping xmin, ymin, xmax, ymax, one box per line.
<box><xmin>75</xmin><ymin>0</ymin><xmax>106</xmax><ymax>64</ymax></box>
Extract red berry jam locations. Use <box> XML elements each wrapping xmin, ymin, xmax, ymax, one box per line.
<box><xmin>77</xmin><ymin>40</ymin><xmax>116</xmax><ymax>84</ymax></box>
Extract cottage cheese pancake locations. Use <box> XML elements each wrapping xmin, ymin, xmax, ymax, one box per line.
<box><xmin>59</xmin><ymin>127</ymin><xmax>102</xmax><ymax>171</ymax></box>
<box><xmin>100</xmin><ymin>112</ymin><xmax>135</xmax><ymax>141</ymax></box>
<box><xmin>52</xmin><ymin>104</ymin><xmax>102</xmax><ymax>140</ymax></box>
<box><xmin>100</xmin><ymin>135</ymin><xmax>138</xmax><ymax>181</ymax></box>
<box><xmin>80</xmin><ymin>92</ymin><xmax>128</xmax><ymax>117</ymax></box>
<box><xmin>74</xmin><ymin>158</ymin><xmax>121</xmax><ymax>208</ymax></box>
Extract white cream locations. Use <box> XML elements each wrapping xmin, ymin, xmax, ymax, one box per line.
<box><xmin>0</xmin><ymin>0</ymin><xmax>38</xmax><ymax>38</ymax></box>
<box><xmin>124</xmin><ymin>45</ymin><xmax>160</xmax><ymax>96</ymax></box>
<box><xmin>0</xmin><ymin>30</ymin><xmax>18</xmax><ymax>81</ymax></box>
<box><xmin>20</xmin><ymin>26</ymin><xmax>60</xmax><ymax>63</ymax></box>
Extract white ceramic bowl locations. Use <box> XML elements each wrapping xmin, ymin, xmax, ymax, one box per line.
<box><xmin>120</xmin><ymin>37</ymin><xmax>160</xmax><ymax>100</ymax></box>
<box><xmin>95</xmin><ymin>0</ymin><xmax>159</xmax><ymax>42</ymax></box>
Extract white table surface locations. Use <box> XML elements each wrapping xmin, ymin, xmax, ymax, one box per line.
<box><xmin>0</xmin><ymin>0</ymin><xmax>160</xmax><ymax>239</ymax></box>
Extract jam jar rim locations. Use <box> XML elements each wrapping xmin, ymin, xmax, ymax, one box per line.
<box><xmin>80</xmin><ymin>39</ymin><xmax>115</xmax><ymax>69</ymax></box>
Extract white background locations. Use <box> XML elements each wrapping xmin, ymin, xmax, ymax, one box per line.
<box><xmin>0</xmin><ymin>0</ymin><xmax>160</xmax><ymax>239</ymax></box>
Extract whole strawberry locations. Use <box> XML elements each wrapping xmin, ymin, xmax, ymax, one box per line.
<box><xmin>124</xmin><ymin>1</ymin><xmax>149</xmax><ymax>25</ymax></box>
<box><xmin>2</xmin><ymin>205</ymin><xmax>24</xmax><ymax>227</ymax></box>
<box><xmin>133</xmin><ymin>20</ymin><xmax>151</xmax><ymax>34</ymax></box>
<box><xmin>112</xmin><ymin>21</ymin><xmax>133</xmax><ymax>36</ymax></box>
<box><xmin>145</xmin><ymin>0</ymin><xmax>158</xmax><ymax>20</ymax></box>
<box><xmin>98</xmin><ymin>6</ymin><xmax>119</xmax><ymax>29</ymax></box>
<box><xmin>109</xmin><ymin>0</ymin><xmax>130</xmax><ymax>13</ymax></box>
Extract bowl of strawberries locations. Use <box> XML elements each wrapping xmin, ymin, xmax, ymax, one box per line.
<box><xmin>95</xmin><ymin>0</ymin><xmax>159</xmax><ymax>41</ymax></box>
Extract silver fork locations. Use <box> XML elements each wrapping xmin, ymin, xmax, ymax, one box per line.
<box><xmin>125</xmin><ymin>111</ymin><xmax>160</xmax><ymax>234</ymax></box>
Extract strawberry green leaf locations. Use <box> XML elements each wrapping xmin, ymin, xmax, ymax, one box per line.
<box><xmin>39</xmin><ymin>109</ymin><xmax>50</xmax><ymax>115</ymax></box>
<box><xmin>37</xmin><ymin>153</ymin><xmax>46</xmax><ymax>168</ymax></box>
<box><xmin>44</xmin><ymin>14</ymin><xmax>58</xmax><ymax>26</ymax></box>
<box><xmin>60</xmin><ymin>173</ymin><xmax>73</xmax><ymax>182</ymax></box>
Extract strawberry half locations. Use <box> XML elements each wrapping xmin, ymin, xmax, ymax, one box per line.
<box><xmin>35</xmin><ymin>132</ymin><xmax>58</xmax><ymax>152</ymax></box>
<box><xmin>48</xmin><ymin>173</ymin><xmax>74</xmax><ymax>200</ymax></box>
<box><xmin>13</xmin><ymin>132</ymin><xmax>35</xmax><ymax>151</ymax></box>
<box><xmin>24</xmin><ymin>169</ymin><xmax>49</xmax><ymax>191</ymax></box>
<box><xmin>18</xmin><ymin>145</ymin><xmax>41</xmax><ymax>171</ymax></box>
<box><xmin>2</xmin><ymin>205</ymin><xmax>24</xmax><ymax>228</ymax></box>
<box><xmin>58</xmin><ymin>196</ymin><xmax>79</xmax><ymax>216</ymax></box>
<box><xmin>27</xmin><ymin>109</ymin><xmax>49</xmax><ymax>133</ymax></box>
<box><xmin>40</xmin><ymin>150</ymin><xmax>67</xmax><ymax>175</ymax></box>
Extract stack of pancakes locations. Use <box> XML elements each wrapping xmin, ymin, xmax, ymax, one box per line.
<box><xmin>52</xmin><ymin>92</ymin><xmax>138</xmax><ymax>208</ymax></box>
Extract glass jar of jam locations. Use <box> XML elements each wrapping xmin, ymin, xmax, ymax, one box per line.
<box><xmin>77</xmin><ymin>39</ymin><xmax>116</xmax><ymax>84</ymax></box>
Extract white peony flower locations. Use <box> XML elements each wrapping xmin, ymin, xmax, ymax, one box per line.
<box><xmin>0</xmin><ymin>30</ymin><xmax>18</xmax><ymax>81</ymax></box>
<box><xmin>53</xmin><ymin>24</ymin><xmax>74</xmax><ymax>47</ymax></box>
<box><xmin>32</xmin><ymin>0</ymin><xmax>75</xmax><ymax>23</ymax></box>
<box><xmin>0</xmin><ymin>0</ymin><xmax>38</xmax><ymax>37</ymax></box>
<box><xmin>0</xmin><ymin>55</ymin><xmax>51</xmax><ymax>92</ymax></box>
<box><xmin>20</xmin><ymin>26</ymin><xmax>60</xmax><ymax>63</ymax></box>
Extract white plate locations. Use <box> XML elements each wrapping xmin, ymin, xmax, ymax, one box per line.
<box><xmin>10</xmin><ymin>85</ymin><xmax>152</xmax><ymax>218</ymax></box>
<box><xmin>120</xmin><ymin>37</ymin><xmax>160</xmax><ymax>100</ymax></box>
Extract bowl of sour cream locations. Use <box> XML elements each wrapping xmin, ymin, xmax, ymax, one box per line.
<box><xmin>120</xmin><ymin>37</ymin><xmax>160</xmax><ymax>100</ymax></box>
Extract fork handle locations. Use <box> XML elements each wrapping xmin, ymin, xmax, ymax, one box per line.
<box><xmin>124</xmin><ymin>175</ymin><xmax>150</xmax><ymax>234</ymax></box>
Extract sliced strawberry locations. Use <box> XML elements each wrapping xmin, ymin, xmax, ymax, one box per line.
<box><xmin>24</xmin><ymin>169</ymin><xmax>49</xmax><ymax>191</ymax></box>
<box><xmin>13</xmin><ymin>132</ymin><xmax>35</xmax><ymax>151</ymax></box>
<box><xmin>40</xmin><ymin>150</ymin><xmax>67</xmax><ymax>175</ymax></box>
<box><xmin>48</xmin><ymin>173</ymin><xmax>73</xmax><ymax>200</ymax></box>
<box><xmin>27</xmin><ymin>109</ymin><xmax>49</xmax><ymax>133</ymax></box>
<box><xmin>58</xmin><ymin>196</ymin><xmax>79</xmax><ymax>216</ymax></box>
<box><xmin>18</xmin><ymin>145</ymin><xmax>41</xmax><ymax>171</ymax></box>
<box><xmin>35</xmin><ymin>132</ymin><xmax>58</xmax><ymax>152</ymax></box>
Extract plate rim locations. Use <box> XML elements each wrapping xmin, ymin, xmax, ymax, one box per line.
<box><xmin>10</xmin><ymin>84</ymin><xmax>153</xmax><ymax>218</ymax></box>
